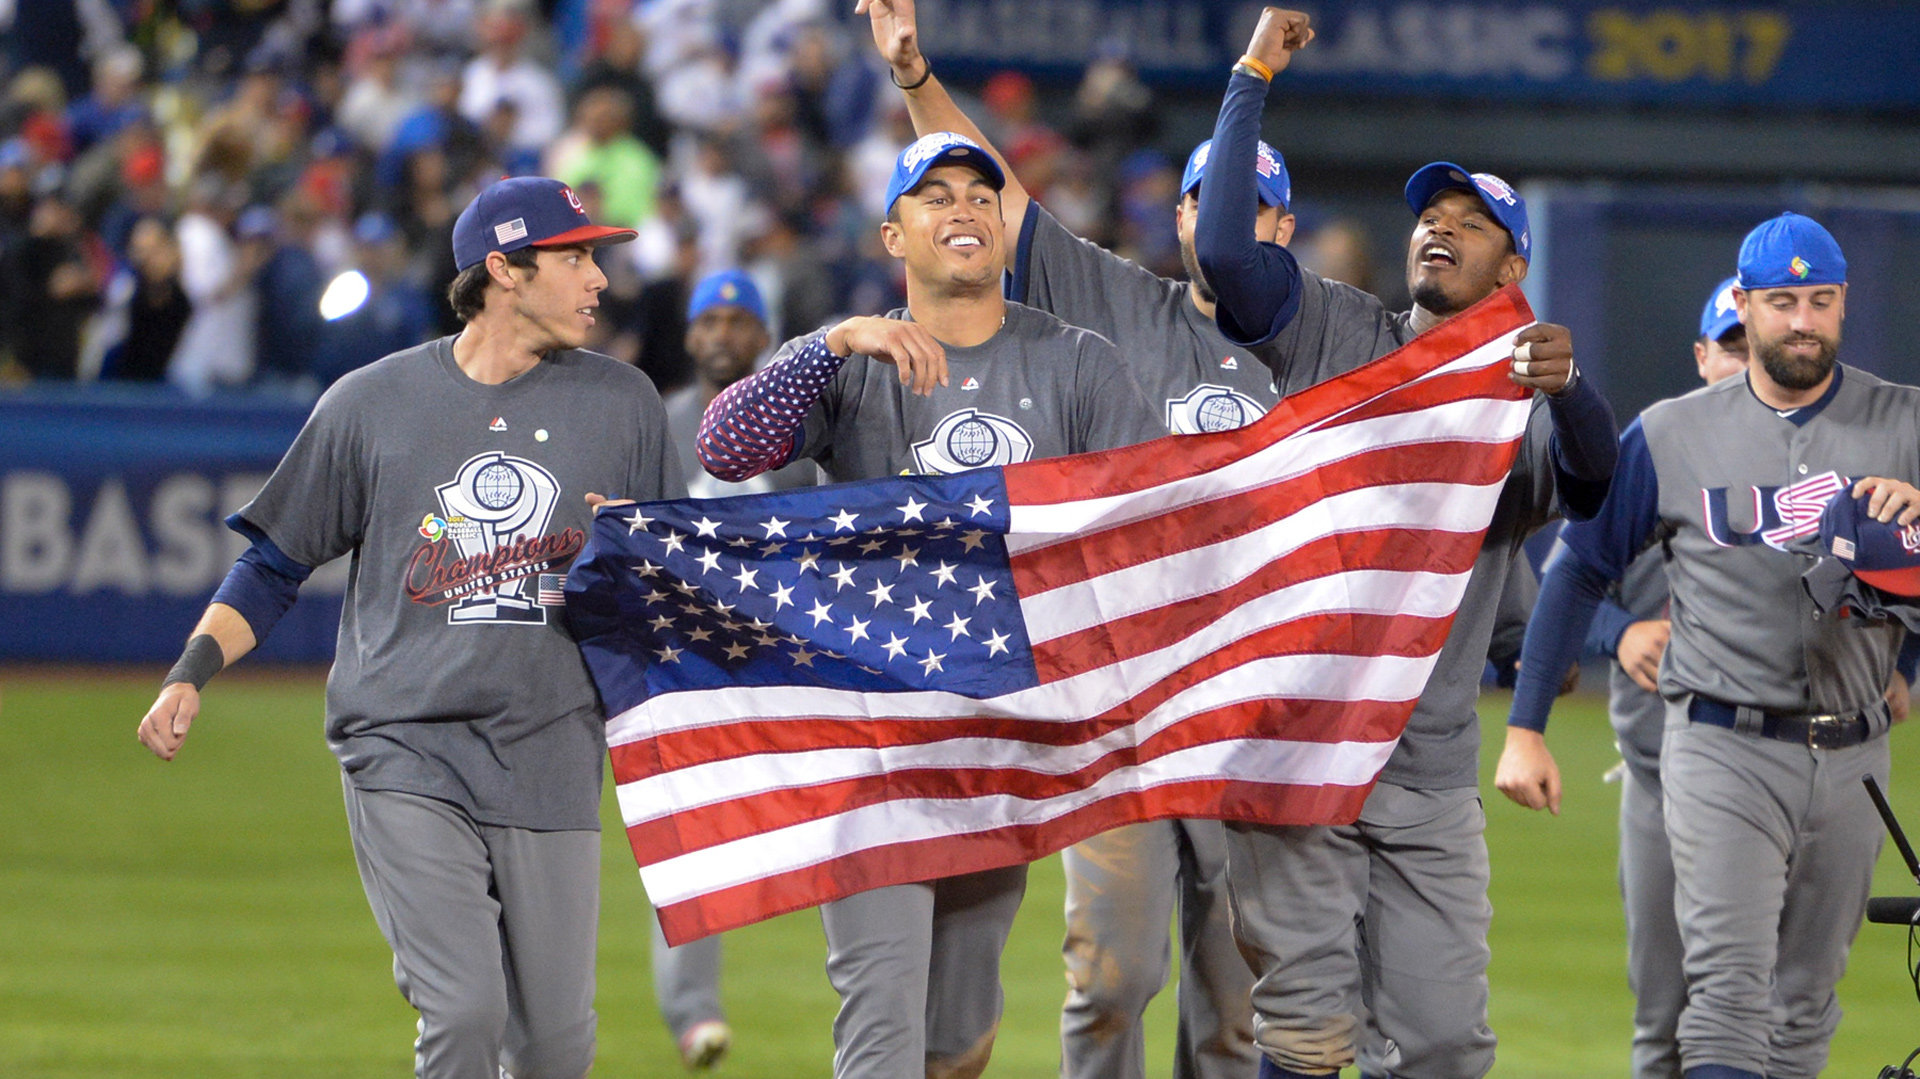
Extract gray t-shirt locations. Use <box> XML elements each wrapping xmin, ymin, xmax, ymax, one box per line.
<box><xmin>663</xmin><ymin>383</ymin><xmax>820</xmax><ymax>497</ymax></box>
<box><xmin>790</xmin><ymin>301</ymin><xmax>1163</xmax><ymax>480</ymax></box>
<box><xmin>1250</xmin><ymin>269</ymin><xmax>1559</xmax><ymax>790</ymax></box>
<box><xmin>238</xmin><ymin>336</ymin><xmax>683</xmax><ymax>830</ymax></box>
<box><xmin>1014</xmin><ymin>204</ymin><xmax>1277</xmax><ymax>435</ymax></box>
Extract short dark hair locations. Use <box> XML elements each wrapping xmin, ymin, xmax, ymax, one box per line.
<box><xmin>447</xmin><ymin>246</ymin><xmax>539</xmax><ymax>323</ymax></box>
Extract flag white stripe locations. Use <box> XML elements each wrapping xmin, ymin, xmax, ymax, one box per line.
<box><xmin>1020</xmin><ymin>477</ymin><xmax>1505</xmax><ymax>643</ymax></box>
<box><xmin>609</xmin><ymin>561</ymin><xmax>1472</xmax><ymax>748</ymax></box>
<box><xmin>616</xmin><ymin>645</ymin><xmax>1440</xmax><ymax>829</ymax></box>
<box><xmin>637</xmin><ymin>735</ymin><xmax>1398</xmax><ymax>906</ymax></box>
<box><xmin>1003</xmin><ymin>346</ymin><xmax>1529</xmax><ymax>551</ymax></box>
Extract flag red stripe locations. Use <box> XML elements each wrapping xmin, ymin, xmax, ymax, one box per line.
<box><xmin>1027</xmin><ymin>525</ymin><xmax>1488</xmax><ymax>681</ymax></box>
<box><xmin>611</xmin><ymin>607</ymin><xmax>1446</xmax><ymax>779</ymax></box>
<box><xmin>1010</xmin><ymin>437</ymin><xmax>1518</xmax><ymax>598</ymax></box>
<box><xmin>652</xmin><ymin>776</ymin><xmax>1374</xmax><ymax>944</ymax></box>
<box><xmin>621</xmin><ymin>695</ymin><xmax>1401</xmax><ymax>864</ymax></box>
<box><xmin>1001</xmin><ymin>286</ymin><xmax>1532</xmax><ymax>508</ymax></box>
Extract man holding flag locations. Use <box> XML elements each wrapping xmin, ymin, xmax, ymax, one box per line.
<box><xmin>692</xmin><ymin>131</ymin><xmax>1163</xmax><ymax>1079</ymax></box>
<box><xmin>1193</xmin><ymin>10</ymin><xmax>1619</xmax><ymax>1078</ymax></box>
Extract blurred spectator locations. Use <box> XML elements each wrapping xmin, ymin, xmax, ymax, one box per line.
<box><xmin>314</xmin><ymin>212</ymin><xmax>433</xmax><ymax>384</ymax></box>
<box><xmin>170</xmin><ymin>175</ymin><xmax>258</xmax><ymax>394</ymax></box>
<box><xmin>390</xmin><ymin>146</ymin><xmax>464</xmax><ymax>334</ymax></box>
<box><xmin>784</xmin><ymin>21</ymin><xmax>877</xmax><ymax>151</ymax></box>
<box><xmin>1297</xmin><ymin>217</ymin><xmax>1378</xmax><ymax>292</ymax></box>
<box><xmin>331</xmin><ymin>0</ymin><xmax>479</xmax><ymax>54</ymax></box>
<box><xmin>378</xmin><ymin>61</ymin><xmax>487</xmax><ymax>192</ymax></box>
<box><xmin>570</xmin><ymin>16</ymin><xmax>669</xmax><ymax>157</ymax></box>
<box><xmin>745</xmin><ymin>207</ymin><xmax>834</xmax><ymax>340</ymax></box>
<box><xmin>1067</xmin><ymin>50</ymin><xmax>1158</xmax><ymax>190</ymax></box>
<box><xmin>5</xmin><ymin>68</ymin><xmax>73</xmax><ymax>168</ymax></box>
<box><xmin>246</xmin><ymin>199</ymin><xmax>328</xmax><ymax>385</ymax></box>
<box><xmin>337</xmin><ymin>24</ymin><xmax>419</xmax><ymax>154</ymax></box>
<box><xmin>681</xmin><ymin>134</ymin><xmax>750</xmax><ymax>277</ymax></box>
<box><xmin>194</xmin><ymin>60</ymin><xmax>303</xmax><ymax>195</ymax></box>
<box><xmin>107</xmin><ymin>216</ymin><xmax>193</xmax><ymax>383</ymax></box>
<box><xmin>981</xmin><ymin>71</ymin><xmax>1069</xmax><ymax>201</ymax></box>
<box><xmin>544</xmin><ymin>86</ymin><xmax>660</xmax><ymax>229</ymax></box>
<box><xmin>1114</xmin><ymin>149</ymin><xmax>1181</xmax><ymax>279</ymax></box>
<box><xmin>2</xmin><ymin>193</ymin><xmax>107</xmax><ymax>380</ymax></box>
<box><xmin>67</xmin><ymin>47</ymin><xmax>148</xmax><ymax>155</ymax></box>
<box><xmin>459</xmin><ymin>3</ymin><xmax>565</xmax><ymax>155</ymax></box>
<box><xmin>633</xmin><ymin>218</ymin><xmax>701</xmax><ymax>390</ymax></box>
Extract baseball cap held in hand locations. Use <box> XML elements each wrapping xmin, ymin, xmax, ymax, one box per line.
<box><xmin>1820</xmin><ymin>488</ymin><xmax>1920</xmax><ymax>597</ymax></box>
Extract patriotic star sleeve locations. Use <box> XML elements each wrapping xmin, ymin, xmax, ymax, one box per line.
<box><xmin>696</xmin><ymin>334</ymin><xmax>846</xmax><ymax>482</ymax></box>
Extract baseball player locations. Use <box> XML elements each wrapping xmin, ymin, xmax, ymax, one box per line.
<box><xmin>695</xmin><ymin>132</ymin><xmax>1163</xmax><ymax>1079</ymax></box>
<box><xmin>1505</xmin><ymin>211</ymin><xmax>1916</xmax><ymax>1079</ymax></box>
<box><xmin>1191</xmin><ymin>10</ymin><xmax>1622</xmax><ymax>1077</ymax></box>
<box><xmin>856</xmin><ymin>2</ymin><xmax>1281</xmax><ymax>1075</ymax></box>
<box><xmin>136</xmin><ymin>176</ymin><xmax>682</xmax><ymax>1079</ymax></box>
<box><xmin>1494</xmin><ymin>277</ymin><xmax>1750</xmax><ymax>1079</ymax></box>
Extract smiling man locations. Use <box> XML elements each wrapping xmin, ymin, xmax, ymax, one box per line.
<box><xmin>1505</xmin><ymin>212</ymin><xmax>1920</xmax><ymax>1079</ymax></box>
<box><xmin>135</xmin><ymin>176</ymin><xmax>681</xmax><ymax>1079</ymax></box>
<box><xmin>696</xmin><ymin>132</ymin><xmax>1161</xmax><ymax>1079</ymax></box>
<box><xmin>1190</xmin><ymin>10</ymin><xmax>1621</xmax><ymax>1079</ymax></box>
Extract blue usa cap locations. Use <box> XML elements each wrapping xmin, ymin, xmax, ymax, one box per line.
<box><xmin>1820</xmin><ymin>487</ymin><xmax>1920</xmax><ymax>597</ymax></box>
<box><xmin>1180</xmin><ymin>138</ymin><xmax>1290</xmax><ymax>209</ymax></box>
<box><xmin>1699</xmin><ymin>276</ymin><xmax>1741</xmax><ymax>342</ymax></box>
<box><xmin>687</xmin><ymin>269</ymin><xmax>767</xmax><ymax>325</ymax></box>
<box><xmin>1736</xmin><ymin>212</ymin><xmax>1846</xmax><ymax>290</ymax></box>
<box><xmin>452</xmin><ymin>176</ymin><xmax>637</xmax><ymax>271</ymax></box>
<box><xmin>883</xmin><ymin>132</ymin><xmax>1006</xmax><ymax>217</ymax></box>
<box><xmin>1404</xmin><ymin>162</ymin><xmax>1530</xmax><ymax>262</ymax></box>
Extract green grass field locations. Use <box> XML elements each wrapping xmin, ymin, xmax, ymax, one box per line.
<box><xmin>4</xmin><ymin>668</ymin><xmax>1918</xmax><ymax>1077</ymax></box>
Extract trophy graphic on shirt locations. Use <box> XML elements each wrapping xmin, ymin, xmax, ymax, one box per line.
<box><xmin>435</xmin><ymin>451</ymin><xmax>561</xmax><ymax>624</ymax></box>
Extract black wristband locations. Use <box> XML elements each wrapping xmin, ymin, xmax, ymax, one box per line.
<box><xmin>890</xmin><ymin>61</ymin><xmax>932</xmax><ymax>91</ymax></box>
<box><xmin>163</xmin><ymin>634</ymin><xmax>226</xmax><ymax>691</ymax></box>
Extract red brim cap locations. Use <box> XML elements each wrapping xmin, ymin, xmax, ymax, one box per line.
<box><xmin>532</xmin><ymin>224</ymin><xmax>638</xmax><ymax>249</ymax></box>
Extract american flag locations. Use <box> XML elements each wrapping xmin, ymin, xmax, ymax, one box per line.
<box><xmin>567</xmin><ymin>287</ymin><xmax>1537</xmax><ymax>944</ymax></box>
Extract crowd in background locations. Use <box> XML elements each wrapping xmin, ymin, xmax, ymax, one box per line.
<box><xmin>0</xmin><ymin>0</ymin><xmax>1371</xmax><ymax>399</ymax></box>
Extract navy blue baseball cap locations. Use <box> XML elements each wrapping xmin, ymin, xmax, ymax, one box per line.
<box><xmin>883</xmin><ymin>132</ymin><xmax>1005</xmax><ymax>217</ymax></box>
<box><xmin>1180</xmin><ymin>138</ymin><xmax>1290</xmax><ymax>209</ymax></box>
<box><xmin>452</xmin><ymin>176</ymin><xmax>637</xmax><ymax>271</ymax></box>
<box><xmin>1699</xmin><ymin>276</ymin><xmax>1741</xmax><ymax>342</ymax></box>
<box><xmin>1404</xmin><ymin>162</ymin><xmax>1530</xmax><ymax>262</ymax></box>
<box><xmin>688</xmin><ymin>269</ymin><xmax>768</xmax><ymax>325</ymax></box>
<box><xmin>1820</xmin><ymin>487</ymin><xmax>1920</xmax><ymax>597</ymax></box>
<box><xmin>1737</xmin><ymin>211</ymin><xmax>1846</xmax><ymax>290</ymax></box>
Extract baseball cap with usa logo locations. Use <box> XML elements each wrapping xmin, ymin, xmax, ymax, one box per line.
<box><xmin>1699</xmin><ymin>276</ymin><xmax>1741</xmax><ymax>342</ymax></box>
<box><xmin>1820</xmin><ymin>487</ymin><xmax>1920</xmax><ymax>598</ymax></box>
<box><xmin>1181</xmin><ymin>138</ymin><xmax>1291</xmax><ymax>209</ymax></box>
<box><xmin>1404</xmin><ymin>162</ymin><xmax>1530</xmax><ymax>262</ymax></box>
<box><xmin>883</xmin><ymin>132</ymin><xmax>1006</xmax><ymax>217</ymax></box>
<box><xmin>452</xmin><ymin>176</ymin><xmax>637</xmax><ymax>272</ymax></box>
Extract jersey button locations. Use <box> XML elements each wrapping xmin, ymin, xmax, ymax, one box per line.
<box><xmin>1797</xmin><ymin>463</ymin><xmax>1808</xmax><ymax>474</ymax></box>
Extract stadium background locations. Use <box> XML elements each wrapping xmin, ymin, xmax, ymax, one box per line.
<box><xmin>3</xmin><ymin>0</ymin><xmax>1919</xmax><ymax>1075</ymax></box>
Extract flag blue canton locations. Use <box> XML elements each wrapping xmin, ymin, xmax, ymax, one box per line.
<box><xmin>566</xmin><ymin>469</ymin><xmax>1041</xmax><ymax>714</ymax></box>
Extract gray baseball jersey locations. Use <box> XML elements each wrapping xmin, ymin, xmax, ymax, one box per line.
<box><xmin>1012</xmin><ymin>204</ymin><xmax>1278</xmax><ymax>435</ymax></box>
<box><xmin>1610</xmin><ymin>367</ymin><xmax>1917</xmax><ymax>714</ymax></box>
<box><xmin>1606</xmin><ymin>550</ymin><xmax>1670</xmax><ymax>779</ymax></box>
<box><xmin>664</xmin><ymin>383</ymin><xmax>819</xmax><ymax>497</ymax></box>
<box><xmin>791</xmin><ymin>301</ymin><xmax>1164</xmax><ymax>480</ymax></box>
<box><xmin>238</xmin><ymin>337</ymin><xmax>682</xmax><ymax>830</ymax></box>
<box><xmin>1248</xmin><ymin>270</ymin><xmax>1561</xmax><ymax>791</ymax></box>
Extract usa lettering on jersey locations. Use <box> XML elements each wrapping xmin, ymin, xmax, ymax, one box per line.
<box><xmin>1701</xmin><ymin>470</ymin><xmax>1847</xmax><ymax>550</ymax></box>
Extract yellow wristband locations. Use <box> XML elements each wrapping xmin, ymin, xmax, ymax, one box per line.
<box><xmin>1235</xmin><ymin>54</ymin><xmax>1275</xmax><ymax>82</ymax></box>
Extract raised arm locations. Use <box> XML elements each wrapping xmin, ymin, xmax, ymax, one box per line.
<box><xmin>858</xmin><ymin>0</ymin><xmax>1031</xmax><ymax>232</ymax></box>
<box><xmin>1193</xmin><ymin>9</ymin><xmax>1312</xmax><ymax>346</ymax></box>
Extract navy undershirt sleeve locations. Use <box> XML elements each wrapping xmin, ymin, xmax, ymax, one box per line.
<box><xmin>1543</xmin><ymin>374</ymin><xmax>1618</xmax><ymax>521</ymax></box>
<box><xmin>1586</xmin><ymin>596</ymin><xmax>1638</xmax><ymax>658</ymax></box>
<box><xmin>1508</xmin><ymin>420</ymin><xmax>1661</xmax><ymax>732</ymax></box>
<box><xmin>213</xmin><ymin>513</ymin><xmax>313</xmax><ymax>643</ymax></box>
<box><xmin>1898</xmin><ymin>631</ymin><xmax>1920</xmax><ymax>684</ymax></box>
<box><xmin>1193</xmin><ymin>71</ymin><xmax>1301</xmax><ymax>347</ymax></box>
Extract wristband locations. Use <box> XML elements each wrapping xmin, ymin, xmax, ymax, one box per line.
<box><xmin>163</xmin><ymin>633</ymin><xmax>226</xmax><ymax>692</ymax></box>
<box><xmin>890</xmin><ymin>61</ymin><xmax>932</xmax><ymax>91</ymax></box>
<box><xmin>1234</xmin><ymin>54</ymin><xmax>1275</xmax><ymax>82</ymax></box>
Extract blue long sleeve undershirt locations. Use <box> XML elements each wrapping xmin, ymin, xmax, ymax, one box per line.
<box><xmin>211</xmin><ymin>513</ymin><xmax>311</xmax><ymax>642</ymax></box>
<box><xmin>1193</xmin><ymin>70</ymin><xmax>1301</xmax><ymax>348</ymax></box>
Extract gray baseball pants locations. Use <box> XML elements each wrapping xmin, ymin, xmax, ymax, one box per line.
<box><xmin>819</xmin><ymin>864</ymin><xmax>1029</xmax><ymax>1079</ymax></box>
<box><xmin>341</xmin><ymin>780</ymin><xmax>599</xmax><ymax>1079</ymax></box>
<box><xmin>1060</xmin><ymin>819</ymin><xmax>1258</xmax><ymax>1079</ymax></box>
<box><xmin>1223</xmin><ymin>782</ymin><xmax>1495</xmax><ymax>1079</ymax></box>
<box><xmin>1618</xmin><ymin>762</ymin><xmax>1685</xmax><ymax>1079</ymax></box>
<box><xmin>648</xmin><ymin>914</ymin><xmax>723</xmax><ymax>1041</ymax></box>
<box><xmin>1662</xmin><ymin>713</ymin><xmax>1889</xmax><ymax>1078</ymax></box>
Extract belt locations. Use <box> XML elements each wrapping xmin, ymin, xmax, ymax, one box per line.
<box><xmin>1688</xmin><ymin>696</ymin><xmax>1873</xmax><ymax>749</ymax></box>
